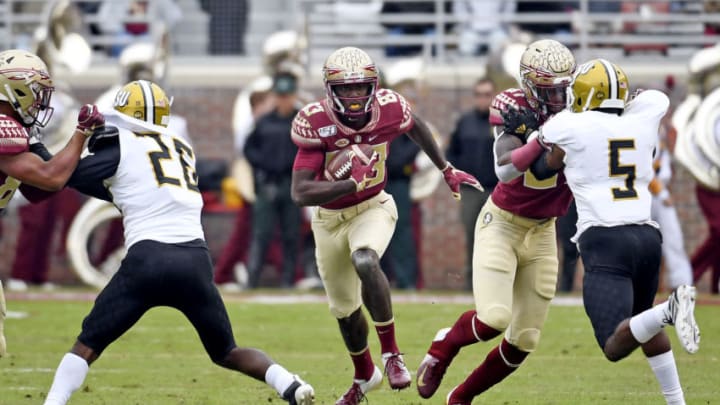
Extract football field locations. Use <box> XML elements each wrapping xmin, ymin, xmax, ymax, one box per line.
<box><xmin>1</xmin><ymin>291</ymin><xmax>717</xmax><ymax>404</ymax></box>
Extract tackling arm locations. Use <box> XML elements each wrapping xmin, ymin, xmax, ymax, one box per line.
<box><xmin>0</xmin><ymin>129</ymin><xmax>87</xmax><ymax>191</ymax></box>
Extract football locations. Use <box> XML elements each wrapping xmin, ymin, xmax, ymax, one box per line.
<box><xmin>324</xmin><ymin>143</ymin><xmax>375</xmax><ymax>181</ymax></box>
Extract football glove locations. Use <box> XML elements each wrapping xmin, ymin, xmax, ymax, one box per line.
<box><xmin>349</xmin><ymin>152</ymin><xmax>379</xmax><ymax>192</ymax></box>
<box><xmin>501</xmin><ymin>106</ymin><xmax>539</xmax><ymax>142</ymax></box>
<box><xmin>76</xmin><ymin>104</ymin><xmax>105</xmax><ymax>137</ymax></box>
<box><xmin>442</xmin><ymin>163</ymin><xmax>483</xmax><ymax>200</ymax></box>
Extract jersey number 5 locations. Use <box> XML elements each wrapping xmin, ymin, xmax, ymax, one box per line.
<box><xmin>137</xmin><ymin>133</ymin><xmax>200</xmax><ymax>192</ymax></box>
<box><xmin>609</xmin><ymin>139</ymin><xmax>637</xmax><ymax>200</ymax></box>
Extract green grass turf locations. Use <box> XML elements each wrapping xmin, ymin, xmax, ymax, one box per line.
<box><xmin>1</xmin><ymin>293</ymin><xmax>717</xmax><ymax>404</ymax></box>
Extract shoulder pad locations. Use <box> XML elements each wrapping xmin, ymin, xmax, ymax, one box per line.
<box><xmin>490</xmin><ymin>88</ymin><xmax>531</xmax><ymax>126</ymax></box>
<box><xmin>290</xmin><ymin>102</ymin><xmax>325</xmax><ymax>149</ymax></box>
<box><xmin>0</xmin><ymin>115</ymin><xmax>29</xmax><ymax>155</ymax></box>
<box><xmin>374</xmin><ymin>89</ymin><xmax>414</xmax><ymax>131</ymax></box>
<box><xmin>88</xmin><ymin>125</ymin><xmax>120</xmax><ymax>153</ymax></box>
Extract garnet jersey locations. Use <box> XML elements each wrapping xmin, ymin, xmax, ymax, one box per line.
<box><xmin>489</xmin><ymin>88</ymin><xmax>573</xmax><ymax>219</ymax></box>
<box><xmin>291</xmin><ymin>88</ymin><xmax>414</xmax><ymax>209</ymax></box>
<box><xmin>542</xmin><ymin>89</ymin><xmax>669</xmax><ymax>241</ymax></box>
<box><xmin>0</xmin><ymin>114</ymin><xmax>30</xmax><ymax>209</ymax></box>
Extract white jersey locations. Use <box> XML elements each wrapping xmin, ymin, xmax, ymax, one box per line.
<box><xmin>542</xmin><ymin>90</ymin><xmax>670</xmax><ymax>241</ymax></box>
<box><xmin>104</xmin><ymin>110</ymin><xmax>204</xmax><ymax>248</ymax></box>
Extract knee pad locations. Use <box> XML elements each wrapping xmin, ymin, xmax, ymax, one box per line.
<box><xmin>479</xmin><ymin>304</ymin><xmax>512</xmax><ymax>331</ymax></box>
<box><xmin>512</xmin><ymin>328</ymin><xmax>541</xmax><ymax>352</ymax></box>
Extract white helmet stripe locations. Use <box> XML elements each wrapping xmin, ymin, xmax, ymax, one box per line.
<box><xmin>138</xmin><ymin>80</ymin><xmax>155</xmax><ymax>125</ymax></box>
<box><xmin>599</xmin><ymin>59</ymin><xmax>618</xmax><ymax>100</ymax></box>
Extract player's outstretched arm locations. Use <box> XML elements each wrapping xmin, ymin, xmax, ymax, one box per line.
<box><xmin>406</xmin><ymin>114</ymin><xmax>481</xmax><ymax>199</ymax></box>
<box><xmin>0</xmin><ymin>105</ymin><xmax>103</xmax><ymax>191</ymax></box>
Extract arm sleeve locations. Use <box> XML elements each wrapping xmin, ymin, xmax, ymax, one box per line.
<box><xmin>28</xmin><ymin>142</ymin><xmax>53</xmax><ymax>161</ymax></box>
<box><xmin>67</xmin><ymin>139</ymin><xmax>120</xmax><ymax>202</ymax></box>
<box><xmin>529</xmin><ymin>150</ymin><xmax>561</xmax><ymax>180</ymax></box>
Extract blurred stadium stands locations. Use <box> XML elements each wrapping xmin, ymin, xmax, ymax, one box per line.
<box><xmin>1</xmin><ymin>0</ymin><xmax>720</xmax><ymax>87</ymax></box>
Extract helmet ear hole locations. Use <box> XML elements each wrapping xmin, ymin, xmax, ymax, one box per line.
<box><xmin>14</xmin><ymin>89</ymin><xmax>26</xmax><ymax>97</ymax></box>
<box><xmin>576</xmin><ymin>97</ymin><xmax>582</xmax><ymax>106</ymax></box>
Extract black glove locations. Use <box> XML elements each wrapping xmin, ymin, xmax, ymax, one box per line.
<box><xmin>501</xmin><ymin>107</ymin><xmax>540</xmax><ymax>142</ymax></box>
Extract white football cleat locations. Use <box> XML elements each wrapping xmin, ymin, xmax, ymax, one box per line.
<box><xmin>282</xmin><ymin>375</ymin><xmax>315</xmax><ymax>405</ymax></box>
<box><xmin>667</xmin><ymin>285</ymin><xmax>700</xmax><ymax>354</ymax></box>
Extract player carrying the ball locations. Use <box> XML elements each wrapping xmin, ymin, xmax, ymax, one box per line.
<box><xmin>290</xmin><ymin>46</ymin><xmax>481</xmax><ymax>405</ymax></box>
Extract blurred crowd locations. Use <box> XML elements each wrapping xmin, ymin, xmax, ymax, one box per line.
<box><xmin>0</xmin><ymin>0</ymin><xmax>719</xmax><ymax>295</ymax></box>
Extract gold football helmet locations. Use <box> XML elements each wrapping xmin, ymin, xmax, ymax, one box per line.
<box><xmin>519</xmin><ymin>39</ymin><xmax>576</xmax><ymax>116</ymax></box>
<box><xmin>113</xmin><ymin>80</ymin><xmax>171</xmax><ymax>127</ymax></box>
<box><xmin>322</xmin><ymin>47</ymin><xmax>379</xmax><ymax>117</ymax></box>
<box><xmin>569</xmin><ymin>59</ymin><xmax>629</xmax><ymax>113</ymax></box>
<box><xmin>0</xmin><ymin>49</ymin><xmax>54</xmax><ymax>127</ymax></box>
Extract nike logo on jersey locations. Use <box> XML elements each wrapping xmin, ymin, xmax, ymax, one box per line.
<box><xmin>368</xmin><ymin>135</ymin><xmax>379</xmax><ymax>142</ymax></box>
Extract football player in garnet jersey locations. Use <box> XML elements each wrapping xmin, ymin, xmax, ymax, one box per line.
<box><xmin>416</xmin><ymin>39</ymin><xmax>577</xmax><ymax>405</ymax></box>
<box><xmin>0</xmin><ymin>49</ymin><xmax>103</xmax><ymax>358</ymax></box>
<box><xmin>540</xmin><ymin>59</ymin><xmax>698</xmax><ymax>404</ymax></box>
<box><xmin>290</xmin><ymin>47</ymin><xmax>481</xmax><ymax>405</ymax></box>
<box><xmin>43</xmin><ymin>80</ymin><xmax>315</xmax><ymax>405</ymax></box>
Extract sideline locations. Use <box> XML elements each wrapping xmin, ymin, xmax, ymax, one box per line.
<box><xmin>6</xmin><ymin>290</ymin><xmax>719</xmax><ymax>306</ymax></box>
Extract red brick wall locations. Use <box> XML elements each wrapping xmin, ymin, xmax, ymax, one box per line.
<box><xmin>0</xmin><ymin>86</ymin><xmax>712</xmax><ymax>292</ymax></box>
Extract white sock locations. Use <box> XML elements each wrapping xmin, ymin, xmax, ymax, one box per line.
<box><xmin>647</xmin><ymin>351</ymin><xmax>685</xmax><ymax>405</ymax></box>
<box><xmin>629</xmin><ymin>302</ymin><xmax>669</xmax><ymax>343</ymax></box>
<box><xmin>264</xmin><ymin>364</ymin><xmax>295</xmax><ymax>395</ymax></box>
<box><xmin>43</xmin><ymin>353</ymin><xmax>89</xmax><ymax>405</ymax></box>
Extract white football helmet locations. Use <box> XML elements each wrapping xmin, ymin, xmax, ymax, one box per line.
<box><xmin>519</xmin><ymin>39</ymin><xmax>576</xmax><ymax>117</ymax></box>
<box><xmin>322</xmin><ymin>47</ymin><xmax>379</xmax><ymax>118</ymax></box>
<box><xmin>0</xmin><ymin>49</ymin><xmax>55</xmax><ymax>127</ymax></box>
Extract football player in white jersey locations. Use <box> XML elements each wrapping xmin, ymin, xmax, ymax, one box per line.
<box><xmin>42</xmin><ymin>80</ymin><xmax>315</xmax><ymax>405</ymax></box>
<box><xmin>537</xmin><ymin>59</ymin><xmax>699</xmax><ymax>405</ymax></box>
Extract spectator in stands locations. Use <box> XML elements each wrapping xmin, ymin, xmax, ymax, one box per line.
<box><xmin>200</xmin><ymin>0</ymin><xmax>249</xmax><ymax>55</ymax></box>
<box><xmin>213</xmin><ymin>77</ymin><xmax>274</xmax><ymax>291</ymax></box>
<box><xmin>446</xmin><ymin>77</ymin><xmax>498</xmax><ymax>290</ymax></box>
<box><xmin>98</xmin><ymin>0</ymin><xmax>182</xmax><ymax>57</ymax></box>
<box><xmin>244</xmin><ymin>73</ymin><xmax>302</xmax><ymax>288</ymax></box>
<box><xmin>516</xmin><ymin>1</ymin><xmax>576</xmax><ymax>36</ymax></box>
<box><xmin>381</xmin><ymin>1</ymin><xmax>453</xmax><ymax>57</ymax></box>
<box><xmin>380</xmin><ymin>77</ymin><xmax>422</xmax><ymax>290</ymax></box>
<box><xmin>704</xmin><ymin>1</ymin><xmax>720</xmax><ymax>37</ymax></box>
<box><xmin>453</xmin><ymin>1</ymin><xmax>516</xmax><ymax>56</ymax></box>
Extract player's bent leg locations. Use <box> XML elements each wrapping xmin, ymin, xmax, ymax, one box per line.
<box><xmin>604</xmin><ymin>319</ymin><xmax>643</xmax><ymax>362</ymax></box>
<box><xmin>417</xmin><ymin>311</ymin><xmax>502</xmax><ymax>399</ymax></box>
<box><xmin>351</xmin><ymin>248</ymin><xmax>392</xmax><ymax>321</ymax></box>
<box><xmin>447</xmin><ymin>339</ymin><xmax>529</xmax><ymax>403</ymax></box>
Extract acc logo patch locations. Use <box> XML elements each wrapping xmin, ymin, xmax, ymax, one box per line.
<box><xmin>318</xmin><ymin>125</ymin><xmax>337</xmax><ymax>138</ymax></box>
<box><xmin>335</xmin><ymin>138</ymin><xmax>350</xmax><ymax>148</ymax></box>
<box><xmin>483</xmin><ymin>212</ymin><xmax>493</xmax><ymax>225</ymax></box>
